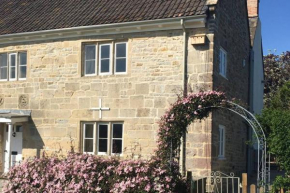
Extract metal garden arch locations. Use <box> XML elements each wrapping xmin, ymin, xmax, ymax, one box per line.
<box><xmin>209</xmin><ymin>101</ymin><xmax>269</xmax><ymax>192</ymax></box>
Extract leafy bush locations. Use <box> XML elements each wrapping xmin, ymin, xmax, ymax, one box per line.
<box><xmin>264</xmin><ymin>51</ymin><xmax>290</xmax><ymax>106</ymax></box>
<box><xmin>271</xmin><ymin>176</ymin><xmax>290</xmax><ymax>193</ymax></box>
<box><xmin>4</xmin><ymin>153</ymin><xmax>186</xmax><ymax>193</ymax></box>
<box><xmin>258</xmin><ymin>83</ymin><xmax>290</xmax><ymax>170</ymax></box>
<box><xmin>257</xmin><ymin>82</ymin><xmax>290</xmax><ymax>192</ymax></box>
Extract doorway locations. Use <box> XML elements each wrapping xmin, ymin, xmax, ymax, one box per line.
<box><xmin>3</xmin><ymin>125</ymin><xmax>23</xmax><ymax>172</ymax></box>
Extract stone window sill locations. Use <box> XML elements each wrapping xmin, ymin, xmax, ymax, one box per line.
<box><xmin>218</xmin><ymin>156</ymin><xmax>226</xmax><ymax>160</ymax></box>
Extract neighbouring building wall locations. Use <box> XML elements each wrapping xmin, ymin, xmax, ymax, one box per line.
<box><xmin>210</xmin><ymin>0</ymin><xmax>251</xmax><ymax>175</ymax></box>
<box><xmin>249</xmin><ymin>19</ymin><xmax>264</xmax><ymax>115</ymax></box>
<box><xmin>248</xmin><ymin>0</ymin><xmax>264</xmax><ymax>176</ymax></box>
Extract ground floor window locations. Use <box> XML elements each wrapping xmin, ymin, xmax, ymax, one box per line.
<box><xmin>82</xmin><ymin>122</ymin><xmax>123</xmax><ymax>155</ymax></box>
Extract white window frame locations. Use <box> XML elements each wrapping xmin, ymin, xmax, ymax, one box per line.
<box><xmin>97</xmin><ymin>123</ymin><xmax>109</xmax><ymax>155</ymax></box>
<box><xmin>218</xmin><ymin>125</ymin><xmax>226</xmax><ymax>159</ymax></box>
<box><xmin>0</xmin><ymin>53</ymin><xmax>8</xmax><ymax>81</ymax></box>
<box><xmin>82</xmin><ymin>122</ymin><xmax>96</xmax><ymax>155</ymax></box>
<box><xmin>9</xmin><ymin>53</ymin><xmax>17</xmax><ymax>81</ymax></box>
<box><xmin>82</xmin><ymin>122</ymin><xmax>124</xmax><ymax>156</ymax></box>
<box><xmin>18</xmin><ymin>52</ymin><xmax>27</xmax><ymax>80</ymax></box>
<box><xmin>111</xmin><ymin>123</ymin><xmax>124</xmax><ymax>156</ymax></box>
<box><xmin>219</xmin><ymin>47</ymin><xmax>227</xmax><ymax>78</ymax></box>
<box><xmin>0</xmin><ymin>52</ymin><xmax>27</xmax><ymax>81</ymax></box>
<box><xmin>99</xmin><ymin>44</ymin><xmax>112</xmax><ymax>76</ymax></box>
<box><xmin>114</xmin><ymin>42</ymin><xmax>127</xmax><ymax>75</ymax></box>
<box><xmin>84</xmin><ymin>44</ymin><xmax>97</xmax><ymax>76</ymax></box>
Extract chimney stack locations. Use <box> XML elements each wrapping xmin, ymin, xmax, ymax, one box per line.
<box><xmin>247</xmin><ymin>0</ymin><xmax>259</xmax><ymax>17</ymax></box>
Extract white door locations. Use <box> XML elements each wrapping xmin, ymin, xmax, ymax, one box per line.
<box><xmin>3</xmin><ymin>125</ymin><xmax>23</xmax><ymax>172</ymax></box>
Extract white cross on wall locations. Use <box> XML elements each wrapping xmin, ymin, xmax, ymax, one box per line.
<box><xmin>90</xmin><ymin>99</ymin><xmax>110</xmax><ymax>119</ymax></box>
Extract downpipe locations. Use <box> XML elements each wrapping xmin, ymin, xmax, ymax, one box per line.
<box><xmin>180</xmin><ymin>19</ymin><xmax>188</xmax><ymax>177</ymax></box>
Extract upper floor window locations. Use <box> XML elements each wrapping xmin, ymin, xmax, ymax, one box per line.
<box><xmin>0</xmin><ymin>52</ymin><xmax>27</xmax><ymax>81</ymax></box>
<box><xmin>219</xmin><ymin>48</ymin><xmax>227</xmax><ymax>78</ymax></box>
<box><xmin>83</xmin><ymin>42</ymin><xmax>127</xmax><ymax>76</ymax></box>
<box><xmin>82</xmin><ymin>122</ymin><xmax>124</xmax><ymax>155</ymax></box>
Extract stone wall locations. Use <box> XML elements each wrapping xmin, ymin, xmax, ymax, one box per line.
<box><xmin>210</xmin><ymin>0</ymin><xmax>251</xmax><ymax>175</ymax></box>
<box><xmin>0</xmin><ymin>4</ymin><xmax>252</xmax><ymax>176</ymax></box>
<box><xmin>185</xmin><ymin>28</ymin><xmax>215</xmax><ymax>176</ymax></box>
<box><xmin>0</xmin><ymin>29</ymin><xmax>213</xmax><ymax>166</ymax></box>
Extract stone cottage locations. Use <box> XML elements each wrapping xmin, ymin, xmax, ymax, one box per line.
<box><xmin>0</xmin><ymin>0</ymin><xmax>261</xmax><ymax>177</ymax></box>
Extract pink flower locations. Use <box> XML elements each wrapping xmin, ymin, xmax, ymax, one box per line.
<box><xmin>145</xmin><ymin>184</ymin><xmax>151</xmax><ymax>192</ymax></box>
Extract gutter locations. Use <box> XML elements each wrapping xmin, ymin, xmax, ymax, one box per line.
<box><xmin>0</xmin><ymin>15</ymin><xmax>206</xmax><ymax>45</ymax></box>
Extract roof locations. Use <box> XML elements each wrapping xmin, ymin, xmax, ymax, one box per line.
<box><xmin>0</xmin><ymin>0</ymin><xmax>207</xmax><ymax>36</ymax></box>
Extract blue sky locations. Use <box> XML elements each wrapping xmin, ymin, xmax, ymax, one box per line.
<box><xmin>260</xmin><ymin>0</ymin><xmax>290</xmax><ymax>55</ymax></box>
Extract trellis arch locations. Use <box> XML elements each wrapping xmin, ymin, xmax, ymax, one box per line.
<box><xmin>156</xmin><ymin>91</ymin><xmax>269</xmax><ymax>191</ymax></box>
<box><xmin>217</xmin><ymin>102</ymin><xmax>268</xmax><ymax>190</ymax></box>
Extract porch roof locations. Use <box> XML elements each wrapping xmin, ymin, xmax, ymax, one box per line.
<box><xmin>0</xmin><ymin>110</ymin><xmax>31</xmax><ymax>123</ymax></box>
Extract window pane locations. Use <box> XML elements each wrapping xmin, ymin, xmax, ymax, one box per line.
<box><xmin>16</xmin><ymin>126</ymin><xmax>23</xmax><ymax>132</ymax></box>
<box><xmin>99</xmin><ymin>139</ymin><xmax>107</xmax><ymax>152</ymax></box>
<box><xmin>116</xmin><ymin>58</ymin><xmax>126</xmax><ymax>73</ymax></box>
<box><xmin>100</xmin><ymin>59</ymin><xmax>110</xmax><ymax>73</ymax></box>
<box><xmin>85</xmin><ymin>60</ymin><xmax>95</xmax><ymax>74</ymax></box>
<box><xmin>84</xmin><ymin>139</ymin><xmax>93</xmax><ymax>152</ymax></box>
<box><xmin>85</xmin><ymin>45</ymin><xmax>96</xmax><ymax>60</ymax></box>
<box><xmin>0</xmin><ymin>67</ymin><xmax>7</xmax><ymax>79</ymax></box>
<box><xmin>10</xmin><ymin>55</ymin><xmax>16</xmax><ymax>67</ymax></box>
<box><xmin>101</xmin><ymin>45</ymin><xmax>110</xmax><ymax>58</ymax></box>
<box><xmin>85</xmin><ymin>124</ymin><xmax>94</xmax><ymax>138</ymax></box>
<box><xmin>112</xmin><ymin>140</ymin><xmax>122</xmax><ymax>154</ymax></box>
<box><xmin>19</xmin><ymin>66</ymin><xmax>27</xmax><ymax>79</ymax></box>
<box><xmin>99</xmin><ymin>125</ymin><xmax>108</xmax><ymax>138</ymax></box>
<box><xmin>113</xmin><ymin>124</ymin><xmax>123</xmax><ymax>138</ymax></box>
<box><xmin>0</xmin><ymin>54</ymin><xmax>7</xmax><ymax>67</ymax></box>
<box><xmin>0</xmin><ymin>53</ymin><xmax>7</xmax><ymax>79</ymax></box>
<box><xmin>10</xmin><ymin>67</ymin><xmax>16</xmax><ymax>79</ymax></box>
<box><xmin>19</xmin><ymin>53</ymin><xmax>27</xmax><ymax>65</ymax></box>
<box><xmin>116</xmin><ymin>43</ymin><xmax>126</xmax><ymax>58</ymax></box>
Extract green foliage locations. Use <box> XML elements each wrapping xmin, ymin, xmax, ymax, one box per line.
<box><xmin>271</xmin><ymin>176</ymin><xmax>290</xmax><ymax>193</ymax></box>
<box><xmin>258</xmin><ymin>81</ymin><xmax>290</xmax><ymax>190</ymax></box>
<box><xmin>270</xmin><ymin>81</ymin><xmax>290</xmax><ymax>110</ymax></box>
<box><xmin>259</xmin><ymin>109</ymin><xmax>290</xmax><ymax>172</ymax></box>
<box><xmin>264</xmin><ymin>51</ymin><xmax>290</xmax><ymax>107</ymax></box>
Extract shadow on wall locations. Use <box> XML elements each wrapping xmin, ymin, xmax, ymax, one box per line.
<box><xmin>22</xmin><ymin>118</ymin><xmax>44</xmax><ymax>158</ymax></box>
<box><xmin>211</xmin><ymin>109</ymin><xmax>248</xmax><ymax>176</ymax></box>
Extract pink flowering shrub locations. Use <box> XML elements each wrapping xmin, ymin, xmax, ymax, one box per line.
<box><xmin>4</xmin><ymin>153</ymin><xmax>186</xmax><ymax>193</ymax></box>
